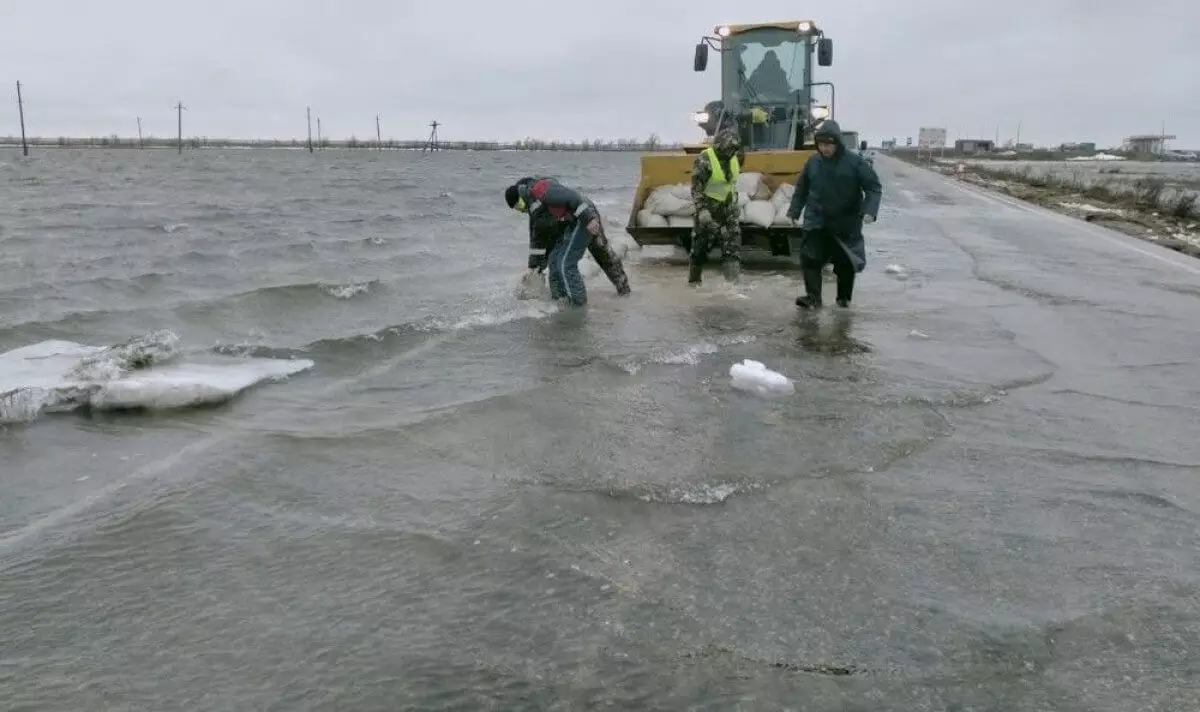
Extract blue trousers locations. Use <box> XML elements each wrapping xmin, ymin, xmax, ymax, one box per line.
<box><xmin>547</xmin><ymin>219</ymin><xmax>591</xmax><ymax>306</ymax></box>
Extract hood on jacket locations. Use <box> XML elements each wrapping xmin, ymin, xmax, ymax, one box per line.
<box><xmin>813</xmin><ymin>119</ymin><xmax>845</xmax><ymax>151</ymax></box>
<box><xmin>711</xmin><ymin>127</ymin><xmax>741</xmax><ymax>160</ymax></box>
<box><xmin>513</xmin><ymin>176</ymin><xmax>536</xmax><ymax>203</ymax></box>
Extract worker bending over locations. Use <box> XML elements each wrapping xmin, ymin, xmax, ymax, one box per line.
<box><xmin>506</xmin><ymin>178</ymin><xmax>630</xmax><ymax>305</ymax></box>
<box><xmin>510</xmin><ymin>177</ymin><xmax>631</xmax><ymax>298</ymax></box>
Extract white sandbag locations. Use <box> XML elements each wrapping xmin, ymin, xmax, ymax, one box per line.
<box><xmin>738</xmin><ymin>192</ymin><xmax>750</xmax><ymax>210</ymax></box>
<box><xmin>644</xmin><ymin>184</ymin><xmax>694</xmax><ymax>217</ymax></box>
<box><xmin>740</xmin><ymin>200</ymin><xmax>775</xmax><ymax>228</ymax></box>
<box><xmin>636</xmin><ymin>209</ymin><xmax>669</xmax><ymax>228</ymax></box>
<box><xmin>770</xmin><ymin>183</ymin><xmax>795</xmax><ymax>209</ymax></box>
<box><xmin>770</xmin><ymin>183</ymin><xmax>797</xmax><ymax>225</ymax></box>
<box><xmin>736</xmin><ymin>172</ymin><xmax>771</xmax><ymax>200</ymax></box>
<box><xmin>667</xmin><ymin>215</ymin><xmax>694</xmax><ymax>228</ymax></box>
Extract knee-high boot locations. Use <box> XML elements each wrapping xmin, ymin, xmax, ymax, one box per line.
<box><xmin>836</xmin><ymin>271</ymin><xmax>855</xmax><ymax>306</ymax></box>
<box><xmin>796</xmin><ymin>267</ymin><xmax>824</xmax><ymax>308</ymax></box>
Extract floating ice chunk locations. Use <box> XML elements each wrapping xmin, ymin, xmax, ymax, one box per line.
<box><xmin>729</xmin><ymin>359</ymin><xmax>794</xmax><ymax>396</ymax></box>
<box><xmin>884</xmin><ymin>264</ymin><xmax>906</xmax><ymax>275</ymax></box>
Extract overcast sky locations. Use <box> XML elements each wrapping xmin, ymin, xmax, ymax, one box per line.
<box><xmin>2</xmin><ymin>0</ymin><xmax>1196</xmax><ymax>148</ymax></box>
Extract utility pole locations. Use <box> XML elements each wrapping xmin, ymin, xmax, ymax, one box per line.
<box><xmin>175</xmin><ymin>100</ymin><xmax>186</xmax><ymax>154</ymax></box>
<box><xmin>423</xmin><ymin>120</ymin><xmax>440</xmax><ymax>153</ymax></box>
<box><xmin>317</xmin><ymin>117</ymin><xmax>322</xmax><ymax>149</ymax></box>
<box><xmin>306</xmin><ymin>107</ymin><xmax>313</xmax><ymax>153</ymax></box>
<box><xmin>375</xmin><ymin>115</ymin><xmax>381</xmax><ymax>151</ymax></box>
<box><xmin>137</xmin><ymin>116</ymin><xmax>144</xmax><ymax>149</ymax></box>
<box><xmin>16</xmin><ymin>81</ymin><xmax>29</xmax><ymax>157</ymax></box>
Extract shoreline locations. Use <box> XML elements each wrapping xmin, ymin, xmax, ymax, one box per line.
<box><xmin>897</xmin><ymin>155</ymin><xmax>1200</xmax><ymax>258</ymax></box>
<box><xmin>0</xmin><ymin>139</ymin><xmax>680</xmax><ymax>153</ymax></box>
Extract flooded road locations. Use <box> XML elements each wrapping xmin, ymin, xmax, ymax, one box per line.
<box><xmin>2</xmin><ymin>149</ymin><xmax>1199</xmax><ymax>710</ymax></box>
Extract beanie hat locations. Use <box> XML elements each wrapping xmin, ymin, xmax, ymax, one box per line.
<box><xmin>504</xmin><ymin>184</ymin><xmax>520</xmax><ymax>208</ymax></box>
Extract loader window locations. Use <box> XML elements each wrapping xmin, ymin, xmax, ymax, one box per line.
<box><xmin>725</xmin><ymin>29</ymin><xmax>809</xmax><ymax>106</ymax></box>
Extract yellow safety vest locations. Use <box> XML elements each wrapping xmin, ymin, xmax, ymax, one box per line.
<box><xmin>702</xmin><ymin>147</ymin><xmax>740</xmax><ymax>201</ymax></box>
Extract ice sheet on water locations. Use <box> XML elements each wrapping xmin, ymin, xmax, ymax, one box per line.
<box><xmin>729</xmin><ymin>359</ymin><xmax>794</xmax><ymax>396</ymax></box>
<box><xmin>0</xmin><ymin>330</ymin><xmax>313</xmax><ymax>424</ymax></box>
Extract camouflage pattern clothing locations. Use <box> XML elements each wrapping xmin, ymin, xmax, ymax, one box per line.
<box><xmin>688</xmin><ymin>128</ymin><xmax>744</xmax><ymax>283</ymax></box>
<box><xmin>584</xmin><ymin>217</ymin><xmax>631</xmax><ymax>295</ymax></box>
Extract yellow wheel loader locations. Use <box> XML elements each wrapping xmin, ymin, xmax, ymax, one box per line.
<box><xmin>624</xmin><ymin>21</ymin><xmax>839</xmax><ymax>262</ymax></box>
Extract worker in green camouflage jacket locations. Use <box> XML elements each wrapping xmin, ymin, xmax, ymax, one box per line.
<box><xmin>688</xmin><ymin>127</ymin><xmax>744</xmax><ymax>285</ymax></box>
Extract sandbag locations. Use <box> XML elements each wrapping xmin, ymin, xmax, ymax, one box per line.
<box><xmin>770</xmin><ymin>183</ymin><xmax>795</xmax><ymax>209</ymax></box>
<box><xmin>636</xmin><ymin>209</ymin><xmax>669</xmax><ymax>228</ymax></box>
<box><xmin>772</xmin><ymin>210</ymin><xmax>795</xmax><ymax>226</ymax></box>
<box><xmin>768</xmin><ymin>183</ymin><xmax>796</xmax><ymax>224</ymax></box>
<box><xmin>644</xmin><ymin>184</ymin><xmax>694</xmax><ymax>217</ymax></box>
<box><xmin>737</xmin><ymin>172</ymin><xmax>772</xmax><ymax>200</ymax></box>
<box><xmin>667</xmin><ymin>215</ymin><xmax>694</xmax><ymax>228</ymax></box>
<box><xmin>738</xmin><ymin>192</ymin><xmax>751</xmax><ymax>210</ymax></box>
<box><xmin>741</xmin><ymin>200</ymin><xmax>775</xmax><ymax>228</ymax></box>
<box><xmin>771</xmin><ymin>183</ymin><xmax>797</xmax><ymax>225</ymax></box>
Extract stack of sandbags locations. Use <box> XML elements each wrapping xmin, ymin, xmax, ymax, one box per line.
<box><xmin>635</xmin><ymin>173</ymin><xmax>803</xmax><ymax>230</ymax></box>
<box><xmin>770</xmin><ymin>183</ymin><xmax>796</xmax><ymax>225</ymax></box>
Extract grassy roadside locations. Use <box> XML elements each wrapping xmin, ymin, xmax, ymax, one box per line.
<box><xmin>893</xmin><ymin>154</ymin><xmax>1200</xmax><ymax>258</ymax></box>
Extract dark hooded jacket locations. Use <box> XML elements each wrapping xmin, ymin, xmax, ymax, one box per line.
<box><xmin>786</xmin><ymin>119</ymin><xmax>882</xmax><ymax>271</ymax></box>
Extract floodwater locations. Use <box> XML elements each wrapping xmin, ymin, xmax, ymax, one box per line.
<box><xmin>2</xmin><ymin>149</ymin><xmax>1200</xmax><ymax>710</ymax></box>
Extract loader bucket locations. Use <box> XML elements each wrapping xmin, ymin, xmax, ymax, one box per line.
<box><xmin>624</xmin><ymin>149</ymin><xmax>817</xmax><ymax>260</ymax></box>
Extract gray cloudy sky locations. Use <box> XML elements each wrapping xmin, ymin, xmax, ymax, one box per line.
<box><xmin>2</xmin><ymin>0</ymin><xmax>1196</xmax><ymax>148</ymax></box>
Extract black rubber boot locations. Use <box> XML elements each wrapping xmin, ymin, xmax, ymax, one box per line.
<box><xmin>836</xmin><ymin>272</ymin><xmax>855</xmax><ymax>307</ymax></box>
<box><xmin>795</xmin><ymin>267</ymin><xmax>824</xmax><ymax>308</ymax></box>
<box><xmin>688</xmin><ymin>260</ymin><xmax>703</xmax><ymax>284</ymax></box>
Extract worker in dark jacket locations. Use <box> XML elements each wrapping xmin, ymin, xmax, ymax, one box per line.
<box><xmin>786</xmin><ymin>119</ymin><xmax>883</xmax><ymax>308</ymax></box>
<box><xmin>506</xmin><ymin>177</ymin><xmax>631</xmax><ymax>304</ymax></box>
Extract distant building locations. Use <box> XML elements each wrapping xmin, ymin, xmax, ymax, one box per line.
<box><xmin>881</xmin><ymin>139</ymin><xmax>896</xmax><ymax>150</ymax></box>
<box><xmin>1060</xmin><ymin>142</ymin><xmax>1096</xmax><ymax>153</ymax></box>
<box><xmin>954</xmin><ymin>139</ymin><xmax>994</xmax><ymax>154</ymax></box>
<box><xmin>1123</xmin><ymin>134</ymin><xmax>1176</xmax><ymax>154</ymax></box>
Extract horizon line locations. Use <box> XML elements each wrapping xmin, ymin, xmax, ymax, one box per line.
<box><xmin>0</xmin><ymin>135</ymin><xmax>692</xmax><ymax>151</ymax></box>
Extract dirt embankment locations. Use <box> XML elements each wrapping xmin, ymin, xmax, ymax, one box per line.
<box><xmin>907</xmin><ymin>157</ymin><xmax>1200</xmax><ymax>258</ymax></box>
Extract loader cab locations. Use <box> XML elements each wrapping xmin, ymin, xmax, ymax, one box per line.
<box><xmin>692</xmin><ymin>21</ymin><xmax>834</xmax><ymax>151</ymax></box>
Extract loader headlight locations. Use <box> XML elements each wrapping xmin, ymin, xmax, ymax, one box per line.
<box><xmin>798</xmin><ymin>21</ymin><xmax>813</xmax><ymax>33</ymax></box>
<box><xmin>692</xmin><ymin>111</ymin><xmax>710</xmax><ymax>124</ymax></box>
<box><xmin>715</xmin><ymin>25</ymin><xmax>731</xmax><ymax>37</ymax></box>
<box><xmin>811</xmin><ymin>105</ymin><xmax>830</xmax><ymax>120</ymax></box>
